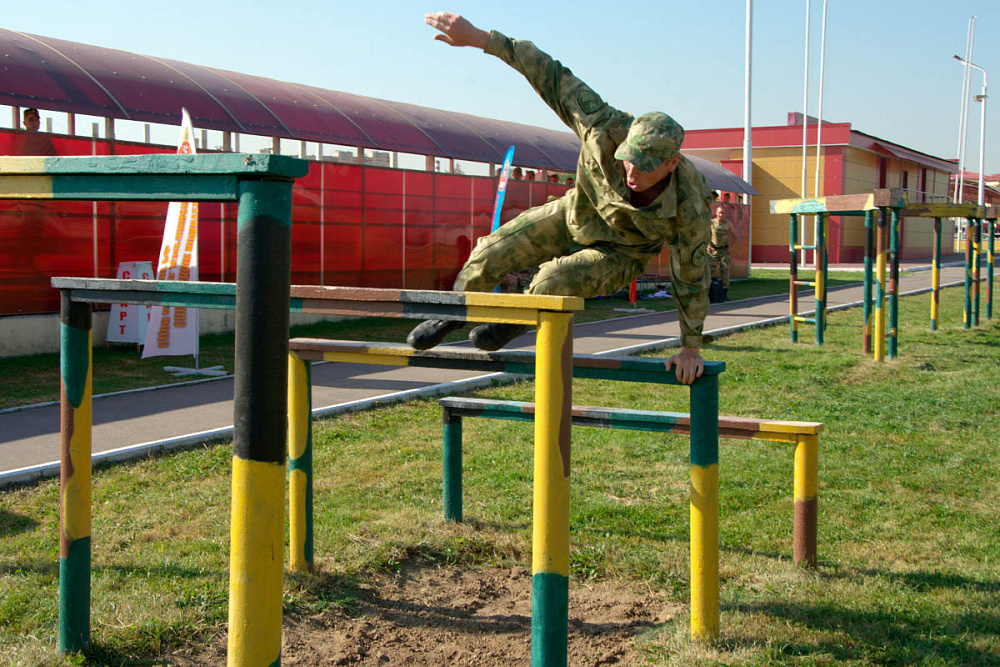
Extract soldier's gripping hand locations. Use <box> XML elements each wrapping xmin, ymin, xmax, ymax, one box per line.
<box><xmin>664</xmin><ymin>347</ymin><xmax>705</xmax><ymax>386</ymax></box>
<box><xmin>424</xmin><ymin>12</ymin><xmax>490</xmax><ymax>50</ymax></box>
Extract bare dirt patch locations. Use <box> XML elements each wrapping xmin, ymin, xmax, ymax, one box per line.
<box><xmin>165</xmin><ymin>561</ymin><xmax>680</xmax><ymax>666</ymax></box>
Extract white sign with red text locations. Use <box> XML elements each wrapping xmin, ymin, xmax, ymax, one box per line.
<box><xmin>142</xmin><ymin>108</ymin><xmax>200</xmax><ymax>359</ymax></box>
<box><xmin>106</xmin><ymin>261</ymin><xmax>154</xmax><ymax>343</ymax></box>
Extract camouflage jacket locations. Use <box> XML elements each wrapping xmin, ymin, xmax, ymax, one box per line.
<box><xmin>485</xmin><ymin>31</ymin><xmax>712</xmax><ymax>348</ymax></box>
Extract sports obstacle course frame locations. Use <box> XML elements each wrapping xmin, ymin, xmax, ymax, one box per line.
<box><xmin>771</xmin><ymin>190</ymin><xmax>996</xmax><ymax>361</ymax></box>
<box><xmin>287</xmin><ymin>338</ymin><xmax>725</xmax><ymax>662</ymax></box>
<box><xmin>436</xmin><ymin>396</ymin><xmax>822</xmax><ymax>569</ymax></box>
<box><xmin>27</xmin><ymin>153</ymin><xmax>719</xmax><ymax>666</ymax></box>
<box><xmin>0</xmin><ymin>152</ymin><xmax>307</xmax><ymax>665</ymax></box>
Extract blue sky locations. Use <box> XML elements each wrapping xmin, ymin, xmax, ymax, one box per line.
<box><xmin>5</xmin><ymin>1</ymin><xmax>1000</xmax><ymax>172</ymax></box>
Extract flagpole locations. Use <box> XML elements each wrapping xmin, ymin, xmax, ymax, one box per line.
<box><xmin>743</xmin><ymin>0</ymin><xmax>753</xmax><ymax>272</ymax></box>
<box><xmin>800</xmin><ymin>0</ymin><xmax>811</xmax><ymax>265</ymax></box>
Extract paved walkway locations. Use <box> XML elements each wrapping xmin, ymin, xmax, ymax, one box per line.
<box><xmin>0</xmin><ymin>265</ymin><xmax>976</xmax><ymax>487</ymax></box>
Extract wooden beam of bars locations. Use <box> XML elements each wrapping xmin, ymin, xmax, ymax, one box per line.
<box><xmin>0</xmin><ymin>154</ymin><xmax>307</xmax><ymax>201</ymax></box>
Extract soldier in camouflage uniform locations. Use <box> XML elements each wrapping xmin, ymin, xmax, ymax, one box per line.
<box><xmin>409</xmin><ymin>12</ymin><xmax>712</xmax><ymax>384</ymax></box>
<box><xmin>708</xmin><ymin>201</ymin><xmax>735</xmax><ymax>301</ymax></box>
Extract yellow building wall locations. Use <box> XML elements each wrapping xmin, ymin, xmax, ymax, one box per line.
<box><xmin>743</xmin><ymin>147</ymin><xmax>820</xmax><ymax>253</ymax></box>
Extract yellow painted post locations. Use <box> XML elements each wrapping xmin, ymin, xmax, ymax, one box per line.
<box><xmin>873</xmin><ymin>208</ymin><xmax>888</xmax><ymax>361</ymax></box>
<box><xmin>531</xmin><ymin>310</ymin><xmax>573</xmax><ymax>667</ymax></box>
<box><xmin>59</xmin><ymin>297</ymin><xmax>93</xmax><ymax>652</ymax></box>
<box><xmin>793</xmin><ymin>434</ymin><xmax>819</xmax><ymax>568</ymax></box>
<box><xmin>288</xmin><ymin>352</ymin><xmax>312</xmax><ymax>573</ymax></box>
<box><xmin>689</xmin><ymin>374</ymin><xmax>720</xmax><ymax>640</ymax></box>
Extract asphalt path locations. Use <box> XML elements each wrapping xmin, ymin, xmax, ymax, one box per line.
<box><xmin>0</xmin><ymin>265</ymin><xmax>975</xmax><ymax>487</ymax></box>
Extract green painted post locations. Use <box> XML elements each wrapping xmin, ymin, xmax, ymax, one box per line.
<box><xmin>815</xmin><ymin>213</ymin><xmax>826</xmax><ymax>346</ymax></box>
<box><xmin>973</xmin><ymin>218</ymin><xmax>982</xmax><ymax>327</ymax></box>
<box><xmin>888</xmin><ymin>209</ymin><xmax>901</xmax><ymax>360</ymax></box>
<box><xmin>59</xmin><ymin>295</ymin><xmax>92</xmax><ymax>654</ymax></box>
<box><xmin>789</xmin><ymin>214</ymin><xmax>798</xmax><ymax>343</ymax></box>
<box><xmin>964</xmin><ymin>217</ymin><xmax>974</xmax><ymax>329</ymax></box>
<box><xmin>288</xmin><ymin>355</ymin><xmax>313</xmax><ymax>573</ymax></box>
<box><xmin>987</xmin><ymin>219</ymin><xmax>995</xmax><ymax>320</ymax></box>
<box><xmin>228</xmin><ymin>178</ymin><xmax>293</xmax><ymax>667</ymax></box>
<box><xmin>442</xmin><ymin>408</ymin><xmax>463</xmax><ymax>522</ymax></box>
<box><xmin>863</xmin><ymin>211</ymin><xmax>874</xmax><ymax>351</ymax></box>
<box><xmin>688</xmin><ymin>372</ymin><xmax>720</xmax><ymax>639</ymax></box>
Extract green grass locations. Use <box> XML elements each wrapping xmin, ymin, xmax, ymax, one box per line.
<box><xmin>0</xmin><ymin>269</ymin><xmax>864</xmax><ymax>410</ymax></box>
<box><xmin>3</xmin><ymin>283</ymin><xmax>998</xmax><ymax>666</ymax></box>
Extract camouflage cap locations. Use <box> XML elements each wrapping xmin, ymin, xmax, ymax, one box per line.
<box><xmin>614</xmin><ymin>111</ymin><xmax>685</xmax><ymax>172</ymax></box>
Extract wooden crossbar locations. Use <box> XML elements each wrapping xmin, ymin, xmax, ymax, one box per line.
<box><xmin>438</xmin><ymin>396</ymin><xmax>820</xmax><ymax>569</ymax></box>
<box><xmin>0</xmin><ymin>153</ymin><xmax>307</xmax><ymax>201</ymax></box>
<box><xmin>48</xmin><ymin>280</ymin><xmax>584</xmax><ymax>326</ymax></box>
<box><xmin>771</xmin><ymin>189</ymin><xmax>995</xmax><ymax>220</ymax></box>
<box><xmin>770</xmin><ymin>189</ymin><xmax>906</xmax><ymax>215</ymax></box>
<box><xmin>438</xmin><ymin>397</ymin><xmax>821</xmax><ymax>443</ymax></box>
<box><xmin>289</xmin><ymin>338</ymin><xmax>725</xmax><ymax>386</ymax></box>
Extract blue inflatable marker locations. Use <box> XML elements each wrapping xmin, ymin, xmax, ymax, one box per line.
<box><xmin>490</xmin><ymin>146</ymin><xmax>515</xmax><ymax>292</ymax></box>
<box><xmin>491</xmin><ymin>145</ymin><xmax>515</xmax><ymax>234</ymax></box>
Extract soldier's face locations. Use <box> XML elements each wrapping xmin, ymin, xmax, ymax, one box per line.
<box><xmin>622</xmin><ymin>155</ymin><xmax>681</xmax><ymax>192</ymax></box>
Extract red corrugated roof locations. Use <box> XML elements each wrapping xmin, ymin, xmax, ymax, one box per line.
<box><xmin>0</xmin><ymin>27</ymin><xmax>582</xmax><ymax>170</ymax></box>
<box><xmin>0</xmin><ymin>27</ymin><xmax>755</xmax><ymax>194</ymax></box>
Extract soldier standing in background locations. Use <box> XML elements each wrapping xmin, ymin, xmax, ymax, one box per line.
<box><xmin>408</xmin><ymin>12</ymin><xmax>712</xmax><ymax>384</ymax></box>
<box><xmin>708</xmin><ymin>192</ymin><xmax>736</xmax><ymax>302</ymax></box>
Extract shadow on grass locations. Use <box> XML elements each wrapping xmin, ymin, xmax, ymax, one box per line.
<box><xmin>841</xmin><ymin>566</ymin><xmax>1000</xmax><ymax>595</ymax></box>
<box><xmin>0</xmin><ymin>560</ymin><xmax>217</xmax><ymax>582</ymax></box>
<box><xmin>0</xmin><ymin>507</ymin><xmax>39</xmax><ymax>537</ymax></box>
<box><xmin>63</xmin><ymin>644</ymin><xmax>175</xmax><ymax>667</ymax></box>
<box><xmin>730</xmin><ymin>600</ymin><xmax>1000</xmax><ymax>665</ymax></box>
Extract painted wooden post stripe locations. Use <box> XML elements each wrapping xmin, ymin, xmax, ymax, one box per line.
<box><xmin>793</xmin><ymin>434</ymin><xmax>819</xmax><ymax>568</ymax></box>
<box><xmin>815</xmin><ymin>213</ymin><xmax>826</xmax><ymax>346</ymax></box>
<box><xmin>288</xmin><ymin>352</ymin><xmax>313</xmax><ymax>573</ymax></box>
<box><xmin>443</xmin><ymin>408</ymin><xmax>464</xmax><ymax>523</ymax></box>
<box><xmin>227</xmin><ymin>179</ymin><xmax>293</xmax><ymax>667</ymax></box>
<box><xmin>531</xmin><ymin>311</ymin><xmax>574</xmax><ymax>667</ymax></box>
<box><xmin>888</xmin><ymin>209</ymin><xmax>901</xmax><ymax>359</ymax></box>
<box><xmin>973</xmin><ymin>219</ymin><xmax>982</xmax><ymax>327</ymax></box>
<box><xmin>874</xmin><ymin>208</ymin><xmax>888</xmax><ymax>361</ymax></box>
<box><xmin>789</xmin><ymin>214</ymin><xmax>798</xmax><ymax>343</ymax></box>
<box><xmin>59</xmin><ymin>296</ymin><xmax>93</xmax><ymax>653</ymax></box>
<box><xmin>964</xmin><ymin>217</ymin><xmax>974</xmax><ymax>329</ymax></box>
<box><xmin>931</xmin><ymin>218</ymin><xmax>941</xmax><ymax>331</ymax></box>
<box><xmin>688</xmin><ymin>374</ymin><xmax>720</xmax><ymax>639</ymax></box>
<box><xmin>988</xmin><ymin>219</ymin><xmax>995</xmax><ymax>321</ymax></box>
<box><xmin>863</xmin><ymin>211</ymin><xmax>875</xmax><ymax>351</ymax></box>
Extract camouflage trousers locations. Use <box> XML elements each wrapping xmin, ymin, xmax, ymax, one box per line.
<box><xmin>453</xmin><ymin>195</ymin><xmax>650</xmax><ymax>298</ymax></box>
<box><xmin>708</xmin><ymin>245</ymin><xmax>730</xmax><ymax>289</ymax></box>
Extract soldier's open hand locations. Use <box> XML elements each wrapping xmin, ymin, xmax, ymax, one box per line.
<box><xmin>424</xmin><ymin>12</ymin><xmax>490</xmax><ymax>50</ymax></box>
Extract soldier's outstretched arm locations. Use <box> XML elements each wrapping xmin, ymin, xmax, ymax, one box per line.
<box><xmin>423</xmin><ymin>11</ymin><xmax>620</xmax><ymax>138</ymax></box>
<box><xmin>425</xmin><ymin>12</ymin><xmax>489</xmax><ymax>50</ymax></box>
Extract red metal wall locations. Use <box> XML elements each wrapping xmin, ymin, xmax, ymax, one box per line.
<box><xmin>0</xmin><ymin>129</ymin><xmax>616</xmax><ymax>317</ymax></box>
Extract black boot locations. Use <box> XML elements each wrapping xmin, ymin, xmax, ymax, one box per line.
<box><xmin>468</xmin><ymin>323</ymin><xmax>530</xmax><ymax>351</ymax></box>
<box><xmin>406</xmin><ymin>319</ymin><xmax>465</xmax><ymax>350</ymax></box>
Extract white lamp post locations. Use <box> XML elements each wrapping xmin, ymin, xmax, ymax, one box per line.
<box><xmin>954</xmin><ymin>54</ymin><xmax>988</xmax><ymax>205</ymax></box>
